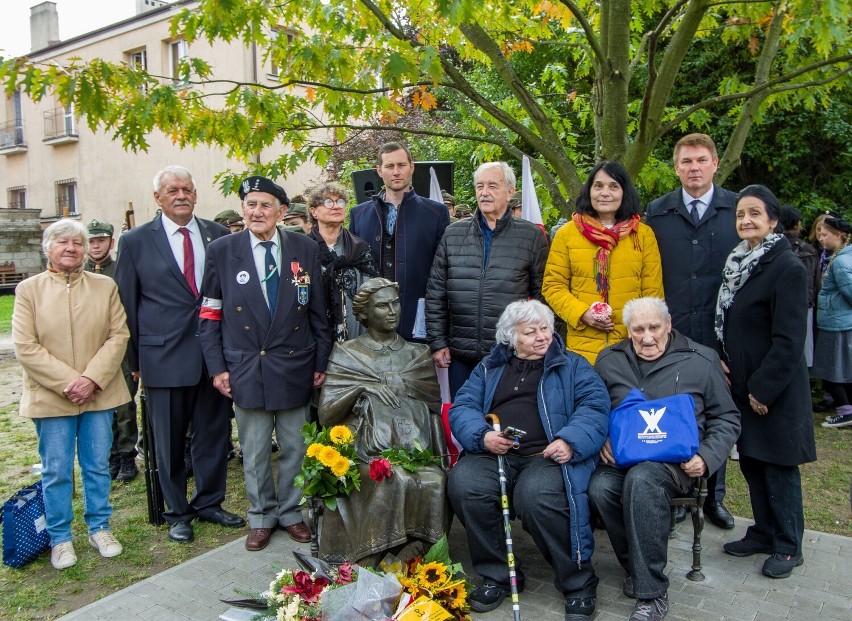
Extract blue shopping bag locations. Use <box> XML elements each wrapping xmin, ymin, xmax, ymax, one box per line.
<box><xmin>1</xmin><ymin>480</ymin><xmax>50</xmax><ymax>568</ymax></box>
<box><xmin>609</xmin><ymin>389</ymin><xmax>699</xmax><ymax>469</ymax></box>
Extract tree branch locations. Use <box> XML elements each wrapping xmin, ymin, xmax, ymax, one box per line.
<box><xmin>658</xmin><ymin>53</ymin><xmax>852</xmax><ymax>137</ymax></box>
<box><xmin>555</xmin><ymin>0</ymin><xmax>606</xmax><ymax>66</ymax></box>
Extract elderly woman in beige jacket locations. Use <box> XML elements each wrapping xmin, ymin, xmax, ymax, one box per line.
<box><xmin>13</xmin><ymin>219</ymin><xmax>130</xmax><ymax>570</ymax></box>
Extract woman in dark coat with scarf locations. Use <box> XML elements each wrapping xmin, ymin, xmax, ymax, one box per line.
<box><xmin>307</xmin><ymin>182</ymin><xmax>378</xmax><ymax>341</ymax></box>
<box><xmin>715</xmin><ymin>184</ymin><xmax>816</xmax><ymax>580</ymax></box>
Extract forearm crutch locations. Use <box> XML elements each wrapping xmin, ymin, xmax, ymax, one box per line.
<box><xmin>485</xmin><ymin>413</ymin><xmax>521</xmax><ymax>621</ymax></box>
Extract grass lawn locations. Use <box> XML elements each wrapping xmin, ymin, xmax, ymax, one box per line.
<box><xmin>0</xmin><ymin>292</ymin><xmax>13</xmax><ymax>333</ymax></box>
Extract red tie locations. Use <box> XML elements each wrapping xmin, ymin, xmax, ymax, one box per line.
<box><xmin>178</xmin><ymin>227</ymin><xmax>199</xmax><ymax>297</ymax></box>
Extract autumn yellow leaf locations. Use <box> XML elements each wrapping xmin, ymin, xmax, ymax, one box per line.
<box><xmin>305</xmin><ymin>86</ymin><xmax>316</xmax><ymax>102</ymax></box>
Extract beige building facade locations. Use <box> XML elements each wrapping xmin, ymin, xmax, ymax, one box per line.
<box><xmin>0</xmin><ymin>0</ymin><xmax>321</xmax><ymax>250</ymax></box>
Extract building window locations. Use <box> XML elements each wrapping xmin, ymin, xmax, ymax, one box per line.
<box><xmin>7</xmin><ymin>186</ymin><xmax>26</xmax><ymax>209</ymax></box>
<box><xmin>1</xmin><ymin>89</ymin><xmax>25</xmax><ymax>148</ymax></box>
<box><xmin>268</xmin><ymin>29</ymin><xmax>294</xmax><ymax>79</ymax></box>
<box><xmin>128</xmin><ymin>48</ymin><xmax>147</xmax><ymax>71</ymax></box>
<box><xmin>169</xmin><ymin>40</ymin><xmax>189</xmax><ymax>85</ymax></box>
<box><xmin>55</xmin><ymin>179</ymin><xmax>77</xmax><ymax>216</ymax></box>
<box><xmin>43</xmin><ymin>103</ymin><xmax>77</xmax><ymax>140</ymax></box>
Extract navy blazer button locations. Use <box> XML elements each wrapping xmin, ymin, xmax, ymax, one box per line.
<box><xmin>236</xmin><ymin>306</ymin><xmax>243</xmax><ymax>312</ymax></box>
<box><xmin>289</xmin><ymin>350</ymin><xmax>294</xmax><ymax>355</ymax></box>
<box><xmin>244</xmin><ymin>325</ymin><xmax>251</xmax><ymax>330</ymax></box>
<box><xmin>294</xmin><ymin>326</ymin><xmax>299</xmax><ymax>330</ymax></box>
<box><xmin>260</xmin><ymin>350</ymin><xmax>266</xmax><ymax>356</ymax></box>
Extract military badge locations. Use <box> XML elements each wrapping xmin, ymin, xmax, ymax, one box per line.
<box><xmin>290</xmin><ymin>261</ymin><xmax>310</xmax><ymax>305</ymax></box>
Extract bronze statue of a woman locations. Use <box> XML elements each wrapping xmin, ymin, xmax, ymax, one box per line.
<box><xmin>317</xmin><ymin>278</ymin><xmax>449</xmax><ymax>564</ymax></box>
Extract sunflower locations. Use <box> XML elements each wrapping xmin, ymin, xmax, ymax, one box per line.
<box><xmin>329</xmin><ymin>425</ymin><xmax>353</xmax><ymax>445</ymax></box>
<box><xmin>398</xmin><ymin>574</ymin><xmax>421</xmax><ymax>596</ymax></box>
<box><xmin>306</xmin><ymin>443</ymin><xmax>323</xmax><ymax>459</ymax></box>
<box><xmin>318</xmin><ymin>446</ymin><xmax>341</xmax><ymax>467</ymax></box>
<box><xmin>331</xmin><ymin>455</ymin><xmax>351</xmax><ymax>477</ymax></box>
<box><xmin>416</xmin><ymin>561</ymin><xmax>449</xmax><ymax>589</ymax></box>
<box><xmin>440</xmin><ymin>580</ymin><xmax>468</xmax><ymax>610</ymax></box>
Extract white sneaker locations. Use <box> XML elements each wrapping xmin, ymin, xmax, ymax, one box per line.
<box><xmin>51</xmin><ymin>542</ymin><xmax>77</xmax><ymax>569</ymax></box>
<box><xmin>88</xmin><ymin>530</ymin><xmax>123</xmax><ymax>558</ymax></box>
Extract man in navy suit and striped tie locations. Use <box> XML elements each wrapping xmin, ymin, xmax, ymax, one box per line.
<box><xmin>199</xmin><ymin>176</ymin><xmax>332</xmax><ymax>551</ymax></box>
<box><xmin>115</xmin><ymin>165</ymin><xmax>245</xmax><ymax>543</ymax></box>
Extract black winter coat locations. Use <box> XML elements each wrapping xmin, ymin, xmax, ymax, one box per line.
<box><xmin>646</xmin><ymin>184</ymin><xmax>739</xmax><ymax>349</ymax></box>
<box><xmin>425</xmin><ymin>209</ymin><xmax>549</xmax><ymax>362</ymax></box>
<box><xmin>721</xmin><ymin>237</ymin><xmax>816</xmax><ymax>466</ymax></box>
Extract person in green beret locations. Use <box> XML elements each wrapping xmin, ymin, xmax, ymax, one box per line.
<box><xmin>214</xmin><ymin>209</ymin><xmax>245</xmax><ymax>234</ymax></box>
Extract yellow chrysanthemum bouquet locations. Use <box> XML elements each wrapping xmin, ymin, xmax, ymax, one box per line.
<box><xmin>294</xmin><ymin>422</ymin><xmax>360</xmax><ymax>510</ymax></box>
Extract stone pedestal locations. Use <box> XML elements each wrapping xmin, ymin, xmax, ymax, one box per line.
<box><xmin>0</xmin><ymin>208</ymin><xmax>45</xmax><ymax>276</ymax></box>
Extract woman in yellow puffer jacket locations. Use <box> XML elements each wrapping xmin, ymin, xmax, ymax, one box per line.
<box><xmin>544</xmin><ymin>161</ymin><xmax>664</xmax><ymax>364</ymax></box>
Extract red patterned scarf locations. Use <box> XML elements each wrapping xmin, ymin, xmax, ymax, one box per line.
<box><xmin>572</xmin><ymin>213</ymin><xmax>641</xmax><ymax>303</ymax></box>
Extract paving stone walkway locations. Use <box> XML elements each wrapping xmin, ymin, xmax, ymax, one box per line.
<box><xmin>57</xmin><ymin>514</ymin><xmax>851</xmax><ymax>621</ymax></box>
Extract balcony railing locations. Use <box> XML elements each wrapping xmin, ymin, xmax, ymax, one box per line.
<box><xmin>0</xmin><ymin>119</ymin><xmax>26</xmax><ymax>153</ymax></box>
<box><xmin>43</xmin><ymin>107</ymin><xmax>78</xmax><ymax>144</ymax></box>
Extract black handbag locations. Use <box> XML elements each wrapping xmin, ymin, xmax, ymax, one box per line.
<box><xmin>1</xmin><ymin>480</ymin><xmax>51</xmax><ymax>568</ymax></box>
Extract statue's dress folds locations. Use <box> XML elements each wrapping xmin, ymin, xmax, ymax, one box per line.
<box><xmin>317</xmin><ymin>334</ymin><xmax>449</xmax><ymax>563</ymax></box>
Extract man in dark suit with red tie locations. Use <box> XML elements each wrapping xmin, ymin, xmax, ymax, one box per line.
<box><xmin>115</xmin><ymin>165</ymin><xmax>245</xmax><ymax>543</ymax></box>
<box><xmin>199</xmin><ymin>176</ymin><xmax>332</xmax><ymax>551</ymax></box>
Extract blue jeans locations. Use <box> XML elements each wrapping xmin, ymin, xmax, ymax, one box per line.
<box><xmin>34</xmin><ymin>410</ymin><xmax>114</xmax><ymax>545</ymax></box>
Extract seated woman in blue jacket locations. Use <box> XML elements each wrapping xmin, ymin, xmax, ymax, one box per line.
<box><xmin>447</xmin><ymin>299</ymin><xmax>610</xmax><ymax>621</ymax></box>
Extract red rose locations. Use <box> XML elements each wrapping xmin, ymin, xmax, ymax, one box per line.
<box><xmin>369</xmin><ymin>458</ymin><xmax>393</xmax><ymax>482</ymax></box>
<box><xmin>336</xmin><ymin>562</ymin><xmax>354</xmax><ymax>585</ymax></box>
<box><xmin>281</xmin><ymin>571</ymin><xmax>330</xmax><ymax>604</ymax></box>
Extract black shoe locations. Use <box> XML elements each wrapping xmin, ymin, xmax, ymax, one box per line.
<box><xmin>762</xmin><ymin>553</ymin><xmax>803</xmax><ymax>578</ymax></box>
<box><xmin>201</xmin><ymin>509</ymin><xmax>246</xmax><ymax>528</ymax></box>
<box><xmin>109</xmin><ymin>456</ymin><xmax>120</xmax><ymax>480</ymax></box>
<box><xmin>169</xmin><ymin>520</ymin><xmax>194</xmax><ymax>543</ymax></box>
<box><xmin>723</xmin><ymin>538</ymin><xmax>772</xmax><ymax>557</ymax></box>
<box><xmin>115</xmin><ymin>453</ymin><xmax>138</xmax><ymax>482</ymax></box>
<box><xmin>705</xmin><ymin>501</ymin><xmax>734</xmax><ymax>529</ymax></box>
<box><xmin>469</xmin><ymin>583</ymin><xmax>509</xmax><ymax>612</ymax></box>
<box><xmin>564</xmin><ymin>597</ymin><xmax>595</xmax><ymax>620</ymax></box>
<box><xmin>673</xmin><ymin>505</ymin><xmax>687</xmax><ymax>523</ymax></box>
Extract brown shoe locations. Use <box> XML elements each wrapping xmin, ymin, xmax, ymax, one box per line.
<box><xmin>283</xmin><ymin>521</ymin><xmax>311</xmax><ymax>543</ymax></box>
<box><xmin>245</xmin><ymin>528</ymin><xmax>274</xmax><ymax>551</ymax></box>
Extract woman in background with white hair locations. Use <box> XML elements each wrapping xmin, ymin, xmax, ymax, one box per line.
<box><xmin>13</xmin><ymin>219</ymin><xmax>131</xmax><ymax>570</ymax></box>
<box><xmin>448</xmin><ymin>299</ymin><xmax>609</xmax><ymax>620</ymax></box>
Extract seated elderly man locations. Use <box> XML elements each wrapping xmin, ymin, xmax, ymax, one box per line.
<box><xmin>449</xmin><ymin>299</ymin><xmax>609</xmax><ymax>621</ymax></box>
<box><xmin>589</xmin><ymin>297</ymin><xmax>740</xmax><ymax>621</ymax></box>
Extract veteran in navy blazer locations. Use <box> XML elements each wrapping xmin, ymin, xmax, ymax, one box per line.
<box><xmin>115</xmin><ymin>165</ymin><xmax>244</xmax><ymax>544</ymax></box>
<box><xmin>199</xmin><ymin>176</ymin><xmax>332</xmax><ymax>552</ymax></box>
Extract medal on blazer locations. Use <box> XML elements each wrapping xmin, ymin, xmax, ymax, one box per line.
<box><xmin>291</xmin><ymin>260</ymin><xmax>310</xmax><ymax>305</ymax></box>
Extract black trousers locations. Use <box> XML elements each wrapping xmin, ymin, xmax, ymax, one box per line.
<box><xmin>738</xmin><ymin>456</ymin><xmax>804</xmax><ymax>555</ymax></box>
<box><xmin>448</xmin><ymin>453</ymin><xmax>598</xmax><ymax>599</ymax></box>
<box><xmin>146</xmin><ymin>380</ymin><xmax>231</xmax><ymax>523</ymax></box>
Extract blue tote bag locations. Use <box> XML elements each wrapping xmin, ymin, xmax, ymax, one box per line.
<box><xmin>609</xmin><ymin>389</ymin><xmax>699</xmax><ymax>469</ymax></box>
<box><xmin>2</xmin><ymin>480</ymin><xmax>50</xmax><ymax>568</ymax></box>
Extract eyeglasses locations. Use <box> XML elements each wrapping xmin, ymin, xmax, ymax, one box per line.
<box><xmin>322</xmin><ymin>198</ymin><xmax>347</xmax><ymax>208</ymax></box>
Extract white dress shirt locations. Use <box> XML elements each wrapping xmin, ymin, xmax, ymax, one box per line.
<box><xmin>161</xmin><ymin>214</ymin><xmax>204</xmax><ymax>288</ymax></box>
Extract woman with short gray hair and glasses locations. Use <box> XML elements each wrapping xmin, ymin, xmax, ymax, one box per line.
<box><xmin>307</xmin><ymin>182</ymin><xmax>378</xmax><ymax>341</ymax></box>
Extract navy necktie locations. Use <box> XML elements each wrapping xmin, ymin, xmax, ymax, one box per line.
<box><xmin>260</xmin><ymin>241</ymin><xmax>279</xmax><ymax>316</ymax></box>
<box><xmin>688</xmin><ymin>199</ymin><xmax>702</xmax><ymax>226</ymax></box>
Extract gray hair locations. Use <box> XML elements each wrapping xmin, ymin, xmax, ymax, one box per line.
<box><xmin>474</xmin><ymin>162</ymin><xmax>516</xmax><ymax>191</ymax></box>
<box><xmin>42</xmin><ymin>219</ymin><xmax>89</xmax><ymax>267</ymax></box>
<box><xmin>152</xmin><ymin>165</ymin><xmax>194</xmax><ymax>192</ymax></box>
<box><xmin>495</xmin><ymin>299</ymin><xmax>554</xmax><ymax>348</ymax></box>
<box><xmin>623</xmin><ymin>297</ymin><xmax>670</xmax><ymax>328</ymax></box>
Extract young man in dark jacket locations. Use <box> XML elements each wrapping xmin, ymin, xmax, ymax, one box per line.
<box><xmin>645</xmin><ymin>133</ymin><xmax>740</xmax><ymax>530</ymax></box>
<box><xmin>425</xmin><ymin>161</ymin><xmax>549</xmax><ymax>398</ymax></box>
<box><xmin>349</xmin><ymin>142</ymin><xmax>449</xmax><ymax>341</ymax></box>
